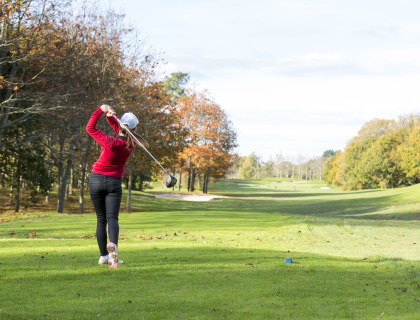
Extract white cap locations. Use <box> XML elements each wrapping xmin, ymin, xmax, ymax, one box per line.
<box><xmin>120</xmin><ymin>112</ymin><xmax>138</xmax><ymax>129</ymax></box>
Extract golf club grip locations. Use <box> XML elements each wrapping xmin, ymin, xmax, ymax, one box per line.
<box><xmin>112</xmin><ymin>115</ymin><xmax>171</xmax><ymax>176</ymax></box>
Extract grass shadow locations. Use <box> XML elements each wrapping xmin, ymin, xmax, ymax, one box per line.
<box><xmin>1</xmin><ymin>245</ymin><xmax>418</xmax><ymax>319</ymax></box>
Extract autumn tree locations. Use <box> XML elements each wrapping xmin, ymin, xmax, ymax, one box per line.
<box><xmin>177</xmin><ymin>89</ymin><xmax>237</xmax><ymax>192</ymax></box>
<box><xmin>323</xmin><ymin>114</ymin><xmax>419</xmax><ymax>190</ymax></box>
<box><xmin>394</xmin><ymin>116</ymin><xmax>420</xmax><ymax>185</ymax></box>
<box><xmin>122</xmin><ymin>79</ymin><xmax>187</xmax><ymax>207</ymax></box>
<box><xmin>39</xmin><ymin>6</ymin><xmax>134</xmax><ymax>213</ymax></box>
<box><xmin>0</xmin><ymin>0</ymin><xmax>60</xmax><ymax>147</ymax></box>
<box><xmin>323</xmin><ymin>151</ymin><xmax>344</xmax><ymax>186</ymax></box>
<box><xmin>239</xmin><ymin>153</ymin><xmax>261</xmax><ymax>179</ymax></box>
<box><xmin>9</xmin><ymin>0</ymin><xmax>171</xmax><ymax>212</ymax></box>
<box><xmin>0</xmin><ymin>0</ymin><xmax>63</xmax><ymax>211</ymax></box>
<box><xmin>342</xmin><ymin>119</ymin><xmax>395</xmax><ymax>189</ymax></box>
<box><xmin>0</xmin><ymin>0</ymin><xmax>236</xmax><ymax>210</ymax></box>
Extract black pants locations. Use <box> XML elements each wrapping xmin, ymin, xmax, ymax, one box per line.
<box><xmin>89</xmin><ymin>172</ymin><xmax>122</xmax><ymax>256</ymax></box>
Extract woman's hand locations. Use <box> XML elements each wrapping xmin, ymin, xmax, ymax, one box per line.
<box><xmin>106</xmin><ymin>108</ymin><xmax>116</xmax><ymax>118</ymax></box>
<box><xmin>100</xmin><ymin>104</ymin><xmax>111</xmax><ymax>113</ymax></box>
<box><xmin>101</xmin><ymin>105</ymin><xmax>116</xmax><ymax>117</ymax></box>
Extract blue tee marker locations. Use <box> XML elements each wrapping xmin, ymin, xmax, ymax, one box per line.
<box><xmin>284</xmin><ymin>257</ymin><xmax>292</xmax><ymax>264</ymax></box>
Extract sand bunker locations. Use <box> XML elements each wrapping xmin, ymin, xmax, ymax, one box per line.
<box><xmin>154</xmin><ymin>193</ymin><xmax>225</xmax><ymax>202</ymax></box>
<box><xmin>236</xmin><ymin>183</ymin><xmax>267</xmax><ymax>187</ymax></box>
<box><xmin>271</xmin><ymin>181</ymin><xmax>307</xmax><ymax>184</ymax></box>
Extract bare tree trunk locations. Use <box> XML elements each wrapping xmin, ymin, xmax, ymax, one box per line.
<box><xmin>69</xmin><ymin>167</ymin><xmax>73</xmax><ymax>196</ymax></box>
<box><xmin>178</xmin><ymin>170</ymin><xmax>182</xmax><ymax>191</ymax></box>
<box><xmin>203</xmin><ymin>174</ymin><xmax>209</xmax><ymax>194</ymax></box>
<box><xmin>79</xmin><ymin>163</ymin><xmax>87</xmax><ymax>214</ymax></box>
<box><xmin>79</xmin><ymin>141</ymin><xmax>92</xmax><ymax>214</ymax></box>
<box><xmin>66</xmin><ymin>177</ymin><xmax>70</xmax><ymax>199</ymax></box>
<box><xmin>172</xmin><ymin>167</ymin><xmax>176</xmax><ymax>191</ymax></box>
<box><xmin>45</xmin><ymin>168</ymin><xmax>51</xmax><ymax>205</ymax></box>
<box><xmin>191</xmin><ymin>168</ymin><xmax>196</xmax><ymax>192</ymax></box>
<box><xmin>187</xmin><ymin>158</ymin><xmax>192</xmax><ymax>191</ymax></box>
<box><xmin>9</xmin><ymin>167</ymin><xmax>14</xmax><ymax>205</ymax></box>
<box><xmin>197</xmin><ymin>173</ymin><xmax>202</xmax><ymax>191</ymax></box>
<box><xmin>126</xmin><ymin>169</ymin><xmax>132</xmax><ymax>212</ymax></box>
<box><xmin>57</xmin><ymin>143</ymin><xmax>75</xmax><ymax>213</ymax></box>
<box><xmin>56</xmin><ymin>136</ymin><xmax>65</xmax><ymax>197</ymax></box>
<box><xmin>15</xmin><ymin>173</ymin><xmax>21</xmax><ymax>212</ymax></box>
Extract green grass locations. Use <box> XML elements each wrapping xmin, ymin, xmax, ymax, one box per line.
<box><xmin>0</xmin><ymin>180</ymin><xmax>419</xmax><ymax>319</ymax></box>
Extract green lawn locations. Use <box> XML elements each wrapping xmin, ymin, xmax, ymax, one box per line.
<box><xmin>0</xmin><ymin>180</ymin><xmax>419</xmax><ymax>319</ymax></box>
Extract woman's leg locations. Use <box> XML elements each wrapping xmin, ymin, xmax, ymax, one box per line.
<box><xmin>89</xmin><ymin>174</ymin><xmax>108</xmax><ymax>256</ymax></box>
<box><xmin>105</xmin><ymin>177</ymin><xmax>123</xmax><ymax>246</ymax></box>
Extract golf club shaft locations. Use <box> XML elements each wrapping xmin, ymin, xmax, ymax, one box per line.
<box><xmin>112</xmin><ymin>115</ymin><xmax>172</xmax><ymax>177</ymax></box>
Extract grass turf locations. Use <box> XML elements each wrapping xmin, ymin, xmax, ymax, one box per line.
<box><xmin>0</xmin><ymin>180</ymin><xmax>419</xmax><ymax>319</ymax></box>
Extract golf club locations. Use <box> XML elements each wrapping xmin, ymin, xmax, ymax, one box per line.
<box><xmin>113</xmin><ymin>115</ymin><xmax>177</xmax><ymax>188</ymax></box>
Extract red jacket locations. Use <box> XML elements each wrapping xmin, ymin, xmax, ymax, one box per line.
<box><xmin>86</xmin><ymin>108</ymin><xmax>134</xmax><ymax>178</ymax></box>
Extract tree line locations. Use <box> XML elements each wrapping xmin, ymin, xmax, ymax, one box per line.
<box><xmin>323</xmin><ymin>114</ymin><xmax>419</xmax><ymax>190</ymax></box>
<box><xmin>0</xmin><ymin>0</ymin><xmax>237</xmax><ymax>212</ymax></box>
<box><xmin>233</xmin><ymin>112</ymin><xmax>419</xmax><ymax>191</ymax></box>
<box><xmin>231</xmin><ymin>151</ymin><xmax>332</xmax><ymax>181</ymax></box>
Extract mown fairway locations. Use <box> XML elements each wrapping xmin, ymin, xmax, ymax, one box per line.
<box><xmin>0</xmin><ymin>180</ymin><xmax>419</xmax><ymax>319</ymax></box>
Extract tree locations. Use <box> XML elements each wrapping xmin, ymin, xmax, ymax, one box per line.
<box><xmin>322</xmin><ymin>150</ymin><xmax>337</xmax><ymax>158</ymax></box>
<box><xmin>273</xmin><ymin>152</ymin><xmax>284</xmax><ymax>178</ymax></box>
<box><xmin>260</xmin><ymin>158</ymin><xmax>275</xmax><ymax>178</ymax></box>
<box><xmin>177</xmin><ymin>89</ymin><xmax>237</xmax><ymax>192</ymax></box>
<box><xmin>323</xmin><ymin>114</ymin><xmax>419</xmax><ymax>190</ymax></box>
<box><xmin>0</xmin><ymin>115</ymin><xmax>51</xmax><ymax>212</ymax></box>
<box><xmin>0</xmin><ymin>0</ymin><xmax>59</xmax><ymax>148</ymax></box>
<box><xmin>342</xmin><ymin>119</ymin><xmax>395</xmax><ymax>190</ymax></box>
<box><xmin>239</xmin><ymin>153</ymin><xmax>260</xmax><ymax>179</ymax></box>
<box><xmin>396</xmin><ymin>126</ymin><xmax>420</xmax><ymax>184</ymax></box>
<box><xmin>162</xmin><ymin>72</ymin><xmax>190</xmax><ymax>102</ymax></box>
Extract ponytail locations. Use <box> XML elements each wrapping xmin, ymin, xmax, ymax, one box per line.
<box><xmin>121</xmin><ymin>127</ymin><xmax>149</xmax><ymax>149</ymax></box>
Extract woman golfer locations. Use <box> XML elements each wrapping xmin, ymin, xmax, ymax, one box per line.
<box><xmin>86</xmin><ymin>104</ymin><xmax>140</xmax><ymax>268</ymax></box>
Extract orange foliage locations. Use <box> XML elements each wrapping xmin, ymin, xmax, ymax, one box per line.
<box><xmin>177</xmin><ymin>89</ymin><xmax>237</xmax><ymax>180</ymax></box>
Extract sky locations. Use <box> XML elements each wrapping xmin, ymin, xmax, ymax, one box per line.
<box><xmin>104</xmin><ymin>0</ymin><xmax>420</xmax><ymax>161</ymax></box>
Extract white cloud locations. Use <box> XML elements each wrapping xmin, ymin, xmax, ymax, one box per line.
<box><xmin>107</xmin><ymin>0</ymin><xmax>420</xmax><ymax>161</ymax></box>
<box><xmin>205</xmin><ymin>73</ymin><xmax>420</xmax><ymax>159</ymax></box>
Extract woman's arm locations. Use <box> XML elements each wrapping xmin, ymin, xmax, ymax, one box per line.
<box><xmin>86</xmin><ymin>107</ymin><xmax>111</xmax><ymax>147</ymax></box>
<box><xmin>106</xmin><ymin>110</ymin><xmax>120</xmax><ymax>135</ymax></box>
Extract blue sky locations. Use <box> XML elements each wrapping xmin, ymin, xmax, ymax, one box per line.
<box><xmin>105</xmin><ymin>0</ymin><xmax>420</xmax><ymax>161</ymax></box>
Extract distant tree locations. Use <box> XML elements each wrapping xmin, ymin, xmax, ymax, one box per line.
<box><xmin>273</xmin><ymin>152</ymin><xmax>284</xmax><ymax>178</ymax></box>
<box><xmin>343</xmin><ymin>119</ymin><xmax>395</xmax><ymax>190</ymax></box>
<box><xmin>239</xmin><ymin>153</ymin><xmax>260</xmax><ymax>179</ymax></box>
<box><xmin>162</xmin><ymin>72</ymin><xmax>190</xmax><ymax>102</ymax></box>
<box><xmin>396</xmin><ymin>126</ymin><xmax>420</xmax><ymax>184</ymax></box>
<box><xmin>322</xmin><ymin>150</ymin><xmax>337</xmax><ymax>158</ymax></box>
<box><xmin>239</xmin><ymin>156</ymin><xmax>255</xmax><ymax>179</ymax></box>
<box><xmin>225</xmin><ymin>156</ymin><xmax>241</xmax><ymax>179</ymax></box>
<box><xmin>323</xmin><ymin>114</ymin><xmax>419</xmax><ymax>190</ymax></box>
<box><xmin>358</xmin><ymin>134</ymin><xmax>401</xmax><ymax>188</ymax></box>
<box><xmin>260</xmin><ymin>159</ymin><xmax>275</xmax><ymax>178</ymax></box>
